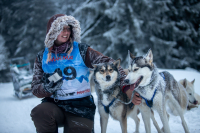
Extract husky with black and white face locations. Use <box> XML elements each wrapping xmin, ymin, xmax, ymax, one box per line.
<box><xmin>124</xmin><ymin>50</ymin><xmax>162</xmax><ymax>101</ymax></box>
<box><xmin>124</xmin><ymin>49</ymin><xmax>190</xmax><ymax>133</ymax></box>
<box><xmin>93</xmin><ymin>61</ymin><xmax>120</xmax><ymax>92</ymax></box>
<box><xmin>89</xmin><ymin>59</ymin><xmax>140</xmax><ymax>133</ymax></box>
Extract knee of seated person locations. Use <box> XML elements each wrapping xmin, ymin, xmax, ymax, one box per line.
<box><xmin>30</xmin><ymin>102</ymin><xmax>58</xmax><ymax>122</ymax></box>
<box><xmin>31</xmin><ymin>103</ymin><xmax>47</xmax><ymax>117</ymax></box>
<box><xmin>30</xmin><ymin>103</ymin><xmax>59</xmax><ymax>132</ymax></box>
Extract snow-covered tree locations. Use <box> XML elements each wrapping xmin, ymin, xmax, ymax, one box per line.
<box><xmin>0</xmin><ymin>0</ymin><xmax>199</xmax><ymax>82</ymax></box>
<box><xmin>0</xmin><ymin>0</ymin><xmax>56</xmax><ymax>62</ymax></box>
<box><xmin>0</xmin><ymin>35</ymin><xmax>9</xmax><ymax>71</ymax></box>
<box><xmin>0</xmin><ymin>0</ymin><xmax>85</xmax><ymax>82</ymax></box>
<box><xmin>73</xmin><ymin>0</ymin><xmax>200</xmax><ymax>70</ymax></box>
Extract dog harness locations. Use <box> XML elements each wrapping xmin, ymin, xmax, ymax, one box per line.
<box><xmin>140</xmin><ymin>89</ymin><xmax>157</xmax><ymax>108</ymax></box>
<box><xmin>140</xmin><ymin>72</ymin><xmax>165</xmax><ymax>108</ymax></box>
<box><xmin>101</xmin><ymin>98</ymin><xmax>116</xmax><ymax>114</ymax></box>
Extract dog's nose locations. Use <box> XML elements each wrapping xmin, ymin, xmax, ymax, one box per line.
<box><xmin>194</xmin><ymin>100</ymin><xmax>198</xmax><ymax>105</ymax></box>
<box><xmin>124</xmin><ymin>79</ymin><xmax>129</xmax><ymax>84</ymax></box>
<box><xmin>106</xmin><ymin>75</ymin><xmax>111</xmax><ymax>81</ymax></box>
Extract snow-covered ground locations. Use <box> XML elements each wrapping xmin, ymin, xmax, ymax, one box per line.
<box><xmin>0</xmin><ymin>68</ymin><xmax>200</xmax><ymax>133</ymax></box>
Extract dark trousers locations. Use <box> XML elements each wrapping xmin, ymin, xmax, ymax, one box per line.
<box><xmin>30</xmin><ymin>102</ymin><xmax>94</xmax><ymax>133</ymax></box>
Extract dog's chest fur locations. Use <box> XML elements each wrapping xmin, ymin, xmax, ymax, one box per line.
<box><xmin>95</xmin><ymin>81</ymin><xmax>128</xmax><ymax>119</ymax></box>
<box><xmin>96</xmin><ymin>85</ymin><xmax>122</xmax><ymax>106</ymax></box>
<box><xmin>136</xmin><ymin>70</ymin><xmax>166</xmax><ymax>101</ymax></box>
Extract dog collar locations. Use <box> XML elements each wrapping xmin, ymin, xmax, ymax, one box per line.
<box><xmin>101</xmin><ymin>98</ymin><xmax>116</xmax><ymax>114</ymax></box>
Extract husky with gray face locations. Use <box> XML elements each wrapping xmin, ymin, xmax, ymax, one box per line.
<box><xmin>124</xmin><ymin>49</ymin><xmax>190</xmax><ymax>133</ymax></box>
<box><xmin>89</xmin><ymin>59</ymin><xmax>140</xmax><ymax>133</ymax></box>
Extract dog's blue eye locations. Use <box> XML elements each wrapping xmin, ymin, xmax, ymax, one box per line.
<box><xmin>109</xmin><ymin>69</ymin><xmax>113</xmax><ymax>72</ymax></box>
<box><xmin>134</xmin><ymin>68</ymin><xmax>139</xmax><ymax>71</ymax></box>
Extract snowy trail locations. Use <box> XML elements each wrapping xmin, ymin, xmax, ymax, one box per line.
<box><xmin>0</xmin><ymin>69</ymin><xmax>200</xmax><ymax>133</ymax></box>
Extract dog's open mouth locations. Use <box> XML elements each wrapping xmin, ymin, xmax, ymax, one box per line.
<box><xmin>189</xmin><ymin>100</ymin><xmax>198</xmax><ymax>105</ymax></box>
<box><xmin>130</xmin><ymin>76</ymin><xmax>143</xmax><ymax>91</ymax></box>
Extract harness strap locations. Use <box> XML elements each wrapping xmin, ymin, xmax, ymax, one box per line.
<box><xmin>101</xmin><ymin>98</ymin><xmax>116</xmax><ymax>114</ymax></box>
<box><xmin>140</xmin><ymin>72</ymin><xmax>165</xmax><ymax>108</ymax></box>
<box><xmin>160</xmin><ymin>72</ymin><xmax>165</xmax><ymax>80</ymax></box>
<box><xmin>140</xmin><ymin>89</ymin><xmax>157</xmax><ymax>108</ymax></box>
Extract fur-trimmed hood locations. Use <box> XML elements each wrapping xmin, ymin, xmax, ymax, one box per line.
<box><xmin>44</xmin><ymin>14</ymin><xmax>81</xmax><ymax>48</ymax></box>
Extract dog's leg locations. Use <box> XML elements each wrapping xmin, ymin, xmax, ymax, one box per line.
<box><xmin>153</xmin><ymin>92</ymin><xmax>170</xmax><ymax>133</ymax></box>
<box><xmin>156</xmin><ymin>106</ymin><xmax>170</xmax><ymax>133</ymax></box>
<box><xmin>139</xmin><ymin>105</ymin><xmax>151</xmax><ymax>133</ymax></box>
<box><xmin>150</xmin><ymin>110</ymin><xmax>163</xmax><ymax>133</ymax></box>
<box><xmin>99</xmin><ymin>107</ymin><xmax>109</xmax><ymax>133</ymax></box>
<box><xmin>157</xmin><ymin>98</ymin><xmax>171</xmax><ymax>133</ymax></box>
<box><xmin>129</xmin><ymin>108</ymin><xmax>140</xmax><ymax>133</ymax></box>
<box><xmin>161</xmin><ymin>112</ymin><xmax>170</xmax><ymax>132</ymax></box>
<box><xmin>119</xmin><ymin>117</ymin><xmax>128</xmax><ymax>133</ymax></box>
<box><xmin>168</xmin><ymin>94</ymin><xmax>190</xmax><ymax>133</ymax></box>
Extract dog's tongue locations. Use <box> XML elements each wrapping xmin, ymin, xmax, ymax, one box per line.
<box><xmin>130</xmin><ymin>84</ymin><xmax>136</xmax><ymax>91</ymax></box>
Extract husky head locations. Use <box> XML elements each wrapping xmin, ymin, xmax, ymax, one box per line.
<box><xmin>124</xmin><ymin>49</ymin><xmax>154</xmax><ymax>89</ymax></box>
<box><xmin>179</xmin><ymin>78</ymin><xmax>198</xmax><ymax>105</ymax></box>
<box><xmin>92</xmin><ymin>59</ymin><xmax>121</xmax><ymax>91</ymax></box>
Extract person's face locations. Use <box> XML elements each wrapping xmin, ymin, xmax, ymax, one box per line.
<box><xmin>55</xmin><ymin>26</ymin><xmax>71</xmax><ymax>45</ymax></box>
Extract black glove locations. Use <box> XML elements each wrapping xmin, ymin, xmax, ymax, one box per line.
<box><xmin>43</xmin><ymin>68</ymin><xmax>63</xmax><ymax>93</ymax></box>
<box><xmin>43</xmin><ymin>80</ymin><xmax>63</xmax><ymax>93</ymax></box>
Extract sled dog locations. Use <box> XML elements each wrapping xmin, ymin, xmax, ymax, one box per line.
<box><xmin>89</xmin><ymin>59</ymin><xmax>162</xmax><ymax>133</ymax></box>
<box><xmin>124</xmin><ymin>49</ymin><xmax>190</xmax><ymax>133</ymax></box>
<box><xmin>167</xmin><ymin>80</ymin><xmax>188</xmax><ymax>116</ymax></box>
<box><xmin>179</xmin><ymin>78</ymin><xmax>199</xmax><ymax>110</ymax></box>
<box><xmin>89</xmin><ymin>59</ymin><xmax>140</xmax><ymax>133</ymax></box>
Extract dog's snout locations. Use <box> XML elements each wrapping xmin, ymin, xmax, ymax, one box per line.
<box><xmin>124</xmin><ymin>79</ymin><xmax>129</xmax><ymax>84</ymax></box>
<box><xmin>106</xmin><ymin>75</ymin><xmax>111</xmax><ymax>81</ymax></box>
<box><xmin>194</xmin><ymin>100</ymin><xmax>198</xmax><ymax>105</ymax></box>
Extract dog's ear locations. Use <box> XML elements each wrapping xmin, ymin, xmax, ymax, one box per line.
<box><xmin>128</xmin><ymin>50</ymin><xmax>131</xmax><ymax>66</ymax></box>
<box><xmin>114</xmin><ymin>58</ymin><xmax>121</xmax><ymax>68</ymax></box>
<box><xmin>128</xmin><ymin>50</ymin><xmax>135</xmax><ymax>65</ymax></box>
<box><xmin>92</xmin><ymin>63</ymin><xmax>98</xmax><ymax>68</ymax></box>
<box><xmin>145</xmin><ymin>49</ymin><xmax>153</xmax><ymax>64</ymax></box>
<box><xmin>183</xmin><ymin>78</ymin><xmax>187</xmax><ymax>88</ymax></box>
<box><xmin>191</xmin><ymin>79</ymin><xmax>195</xmax><ymax>85</ymax></box>
<box><xmin>128</xmin><ymin>50</ymin><xmax>135</xmax><ymax>59</ymax></box>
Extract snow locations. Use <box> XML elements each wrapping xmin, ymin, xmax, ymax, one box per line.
<box><xmin>0</xmin><ymin>68</ymin><xmax>200</xmax><ymax>133</ymax></box>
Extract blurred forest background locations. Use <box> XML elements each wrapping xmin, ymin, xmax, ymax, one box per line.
<box><xmin>0</xmin><ymin>0</ymin><xmax>200</xmax><ymax>82</ymax></box>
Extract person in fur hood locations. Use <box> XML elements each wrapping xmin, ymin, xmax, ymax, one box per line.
<box><xmin>30</xmin><ymin>14</ymin><xmax>142</xmax><ymax>133</ymax></box>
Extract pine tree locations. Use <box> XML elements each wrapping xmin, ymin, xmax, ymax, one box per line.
<box><xmin>0</xmin><ymin>0</ymin><xmax>85</xmax><ymax>81</ymax></box>
<box><xmin>0</xmin><ymin>35</ymin><xmax>8</xmax><ymax>71</ymax></box>
<box><xmin>0</xmin><ymin>0</ymin><xmax>56</xmax><ymax>62</ymax></box>
<box><xmin>73</xmin><ymin>0</ymin><xmax>200</xmax><ymax>70</ymax></box>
